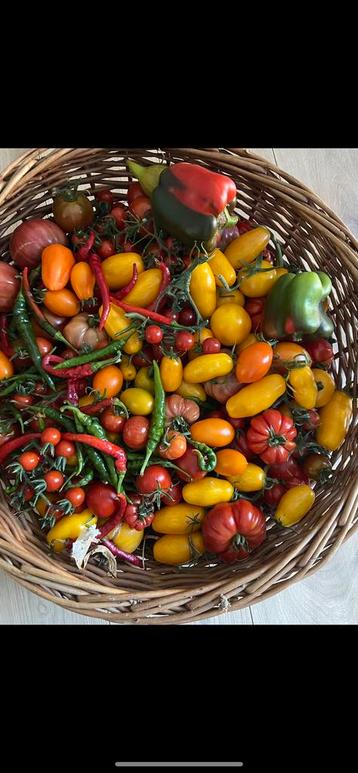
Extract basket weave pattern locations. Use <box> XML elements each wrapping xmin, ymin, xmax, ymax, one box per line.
<box><xmin>0</xmin><ymin>147</ymin><xmax>357</xmax><ymax>624</ymax></box>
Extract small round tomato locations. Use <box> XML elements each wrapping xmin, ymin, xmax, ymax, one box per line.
<box><xmin>202</xmin><ymin>338</ymin><xmax>221</xmax><ymax>354</ymax></box>
<box><xmin>120</xmin><ymin>388</ymin><xmax>154</xmax><ymax>416</ymax></box>
<box><xmin>190</xmin><ymin>418</ymin><xmax>235</xmax><ymax>448</ymax></box>
<box><xmin>55</xmin><ymin>440</ymin><xmax>76</xmax><ymax>459</ymax></box>
<box><xmin>93</xmin><ymin>365</ymin><xmax>124</xmax><ymax>398</ymax></box>
<box><xmin>210</xmin><ymin>304</ymin><xmax>252</xmax><ymax>346</ymax></box>
<box><xmin>129</xmin><ymin>195</ymin><xmax>152</xmax><ymax>220</ymax></box>
<box><xmin>214</xmin><ymin>449</ymin><xmax>248</xmax><ymax>477</ymax></box>
<box><xmin>44</xmin><ymin>289</ymin><xmax>80</xmax><ymax>317</ymax></box>
<box><xmin>95</xmin><ymin>189</ymin><xmax>114</xmax><ymax>208</ymax></box>
<box><xmin>12</xmin><ymin>394</ymin><xmax>34</xmax><ymax>408</ymax></box>
<box><xmin>236</xmin><ymin>342</ymin><xmax>273</xmax><ymax>384</ymax></box>
<box><xmin>98</xmin><ymin>239</ymin><xmax>115</xmax><ymax>260</ymax></box>
<box><xmin>66</xmin><ymin>487</ymin><xmax>86</xmax><ymax>509</ymax></box>
<box><xmin>122</xmin><ymin>416</ymin><xmax>150</xmax><ymax>450</ymax></box>
<box><xmin>35</xmin><ymin>336</ymin><xmax>53</xmax><ymax>356</ymax></box>
<box><xmin>127</xmin><ymin>182</ymin><xmax>144</xmax><ymax>205</ymax></box>
<box><xmin>41</xmin><ymin>244</ymin><xmax>75</xmax><ymax>291</ymax></box>
<box><xmin>100</xmin><ymin>409</ymin><xmax>126</xmax><ymax>434</ymax></box>
<box><xmin>153</xmin><ymin>532</ymin><xmax>204</xmax><ymax>565</ymax></box>
<box><xmin>245</xmin><ymin>297</ymin><xmax>265</xmax><ymax>331</ymax></box>
<box><xmin>41</xmin><ymin>427</ymin><xmax>61</xmax><ymax>446</ymax></box>
<box><xmin>87</xmin><ymin>481</ymin><xmax>120</xmax><ymax>519</ymax></box>
<box><xmin>145</xmin><ymin>325</ymin><xmax>163</xmax><ymax>345</ymax></box>
<box><xmin>18</xmin><ymin>450</ymin><xmax>40</xmax><ymax>471</ymax></box>
<box><xmin>110</xmin><ymin>205</ymin><xmax>127</xmax><ymax>230</ymax></box>
<box><xmin>159</xmin><ymin>431</ymin><xmax>187</xmax><ymax>460</ymax></box>
<box><xmin>119</xmin><ymin>358</ymin><xmax>137</xmax><ymax>381</ymax></box>
<box><xmin>44</xmin><ymin>471</ymin><xmax>65</xmax><ymax>492</ymax></box>
<box><xmin>272</xmin><ymin>342</ymin><xmax>311</xmax><ymax>373</ymax></box>
<box><xmin>303</xmin><ymin>453</ymin><xmax>332</xmax><ymax>482</ymax></box>
<box><xmin>176</xmin><ymin>445</ymin><xmax>208</xmax><ymax>482</ymax></box>
<box><xmin>179</xmin><ymin>306</ymin><xmax>196</xmax><ymax>326</ymax></box>
<box><xmin>175</xmin><ymin>331</ymin><xmax>195</xmax><ymax>353</ymax></box>
<box><xmin>136</xmin><ymin>465</ymin><xmax>172</xmax><ymax>496</ymax></box>
<box><xmin>53</xmin><ymin>189</ymin><xmax>94</xmax><ymax>232</ymax></box>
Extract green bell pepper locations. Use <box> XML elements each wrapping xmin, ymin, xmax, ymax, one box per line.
<box><xmin>262</xmin><ymin>271</ymin><xmax>333</xmax><ymax>341</ymax></box>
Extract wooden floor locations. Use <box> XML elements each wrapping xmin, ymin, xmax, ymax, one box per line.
<box><xmin>1</xmin><ymin>147</ymin><xmax>357</xmax><ymax>625</ymax></box>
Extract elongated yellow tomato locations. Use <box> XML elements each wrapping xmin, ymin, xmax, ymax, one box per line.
<box><xmin>316</xmin><ymin>391</ymin><xmax>353</xmax><ymax>451</ymax></box>
<box><xmin>160</xmin><ymin>356</ymin><xmax>183</xmax><ymax>392</ymax></box>
<box><xmin>183</xmin><ymin>478</ymin><xmax>234</xmax><ymax>507</ymax></box>
<box><xmin>177</xmin><ymin>381</ymin><xmax>206</xmax><ymax>401</ymax></box>
<box><xmin>119</xmin><ymin>356</ymin><xmax>137</xmax><ymax>381</ymax></box>
<box><xmin>152</xmin><ymin>504</ymin><xmax>206</xmax><ymax>534</ymax></box>
<box><xmin>208</xmin><ymin>248</ymin><xmax>236</xmax><ymax>287</ymax></box>
<box><xmin>288</xmin><ymin>366</ymin><xmax>318</xmax><ymax>410</ymax></box>
<box><xmin>226</xmin><ymin>374</ymin><xmax>286</xmax><ymax>418</ymax></box>
<box><xmin>189</xmin><ymin>262</ymin><xmax>216</xmax><ymax>318</ymax></box>
<box><xmin>191</xmin><ymin>418</ymin><xmax>235</xmax><ymax>447</ymax></box>
<box><xmin>225</xmin><ymin>226</ymin><xmax>271</xmax><ymax>269</ymax></box>
<box><xmin>102</xmin><ymin>303</ymin><xmax>142</xmax><ymax>355</ymax></box>
<box><xmin>216</xmin><ymin>288</ymin><xmax>245</xmax><ymax>307</ymax></box>
<box><xmin>134</xmin><ymin>366</ymin><xmax>154</xmax><ymax>394</ymax></box>
<box><xmin>124</xmin><ymin>268</ymin><xmax>162</xmax><ymax>308</ymax></box>
<box><xmin>312</xmin><ymin>368</ymin><xmax>336</xmax><ymax>408</ymax></box>
<box><xmin>47</xmin><ymin>510</ymin><xmax>97</xmax><ymax>553</ymax></box>
<box><xmin>188</xmin><ymin>328</ymin><xmax>214</xmax><ymax>361</ymax></box>
<box><xmin>153</xmin><ymin>532</ymin><xmax>204</xmax><ymax>565</ymax></box>
<box><xmin>228</xmin><ymin>463</ymin><xmax>266</xmax><ymax>492</ymax></box>
<box><xmin>120</xmin><ymin>387</ymin><xmax>154</xmax><ymax>415</ymax></box>
<box><xmin>101</xmin><ymin>252</ymin><xmax>145</xmax><ymax>290</ymax></box>
<box><xmin>238</xmin><ymin>260</ymin><xmax>279</xmax><ymax>298</ymax></box>
<box><xmin>0</xmin><ymin>350</ymin><xmax>14</xmax><ymax>380</ymax></box>
<box><xmin>215</xmin><ymin>449</ymin><xmax>248</xmax><ymax>478</ymax></box>
<box><xmin>275</xmin><ymin>485</ymin><xmax>315</xmax><ymax>527</ymax></box>
<box><xmin>111</xmin><ymin>522</ymin><xmax>143</xmax><ymax>553</ymax></box>
<box><xmin>210</xmin><ymin>303</ymin><xmax>252</xmax><ymax>346</ymax></box>
<box><xmin>184</xmin><ymin>353</ymin><xmax>233</xmax><ymax>384</ymax></box>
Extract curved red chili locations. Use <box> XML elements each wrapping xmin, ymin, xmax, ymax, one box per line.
<box><xmin>0</xmin><ymin>433</ymin><xmax>41</xmax><ymax>464</ymax></box>
<box><xmin>112</xmin><ymin>263</ymin><xmax>139</xmax><ymax>300</ymax></box>
<box><xmin>148</xmin><ymin>262</ymin><xmax>171</xmax><ymax>311</ymax></box>
<box><xmin>61</xmin><ymin>432</ymin><xmax>127</xmax><ymax>472</ymax></box>
<box><xmin>97</xmin><ymin>494</ymin><xmax>127</xmax><ymax>539</ymax></box>
<box><xmin>109</xmin><ymin>297</ymin><xmax>172</xmax><ymax>325</ymax></box>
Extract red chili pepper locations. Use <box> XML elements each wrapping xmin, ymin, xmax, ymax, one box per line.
<box><xmin>101</xmin><ymin>539</ymin><xmax>142</xmax><ymax>567</ymax></box>
<box><xmin>148</xmin><ymin>262</ymin><xmax>171</xmax><ymax>311</ymax></box>
<box><xmin>109</xmin><ymin>297</ymin><xmax>172</xmax><ymax>325</ymax></box>
<box><xmin>80</xmin><ymin>398</ymin><xmax>114</xmax><ymax>415</ymax></box>
<box><xmin>97</xmin><ymin>494</ymin><xmax>126</xmax><ymax>539</ymax></box>
<box><xmin>0</xmin><ymin>433</ymin><xmax>41</xmax><ymax>464</ymax></box>
<box><xmin>41</xmin><ymin>353</ymin><xmax>114</xmax><ymax>380</ymax></box>
<box><xmin>67</xmin><ymin>379</ymin><xmax>79</xmax><ymax>404</ymax></box>
<box><xmin>112</xmin><ymin>264</ymin><xmax>139</xmax><ymax>300</ymax></box>
<box><xmin>0</xmin><ymin>314</ymin><xmax>13</xmax><ymax>358</ymax></box>
<box><xmin>77</xmin><ymin>231</ymin><xmax>95</xmax><ymax>261</ymax></box>
<box><xmin>61</xmin><ymin>432</ymin><xmax>127</xmax><ymax>472</ymax></box>
<box><xmin>22</xmin><ymin>267</ymin><xmax>46</xmax><ymax>321</ymax></box>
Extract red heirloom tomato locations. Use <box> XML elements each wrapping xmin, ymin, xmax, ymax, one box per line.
<box><xmin>202</xmin><ymin>500</ymin><xmax>266</xmax><ymax>562</ymax></box>
<box><xmin>267</xmin><ymin>457</ymin><xmax>309</xmax><ymax>487</ymax></box>
<box><xmin>124</xmin><ymin>493</ymin><xmax>155</xmax><ymax>531</ymax></box>
<box><xmin>247</xmin><ymin>409</ymin><xmax>297</xmax><ymax>464</ymax></box>
<box><xmin>304</xmin><ymin>339</ymin><xmax>334</xmax><ymax>368</ymax></box>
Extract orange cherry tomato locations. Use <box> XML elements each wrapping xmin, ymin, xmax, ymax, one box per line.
<box><xmin>44</xmin><ymin>289</ymin><xmax>80</xmax><ymax>317</ymax></box>
<box><xmin>70</xmin><ymin>261</ymin><xmax>96</xmax><ymax>301</ymax></box>
<box><xmin>235</xmin><ymin>342</ymin><xmax>273</xmax><ymax>383</ymax></box>
<box><xmin>190</xmin><ymin>418</ymin><xmax>235</xmax><ymax>448</ymax></box>
<box><xmin>159</xmin><ymin>431</ymin><xmax>187</xmax><ymax>460</ymax></box>
<box><xmin>92</xmin><ymin>365</ymin><xmax>124</xmax><ymax>398</ymax></box>
<box><xmin>214</xmin><ymin>449</ymin><xmax>248</xmax><ymax>477</ymax></box>
<box><xmin>41</xmin><ymin>244</ymin><xmax>75</xmax><ymax>291</ymax></box>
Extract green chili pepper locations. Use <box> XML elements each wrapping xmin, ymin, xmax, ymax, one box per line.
<box><xmin>69</xmin><ymin>468</ymin><xmax>94</xmax><ymax>488</ymax></box>
<box><xmin>187</xmin><ymin>438</ymin><xmax>217</xmax><ymax>472</ymax></box>
<box><xmin>53</xmin><ymin>339</ymin><xmax>127</xmax><ymax>370</ymax></box>
<box><xmin>62</xmin><ymin>404</ymin><xmax>118</xmax><ymax>489</ymax></box>
<box><xmin>139</xmin><ymin>360</ymin><xmax>165</xmax><ymax>476</ymax></box>
<box><xmin>13</xmin><ymin>287</ymin><xmax>55</xmax><ymax>391</ymax></box>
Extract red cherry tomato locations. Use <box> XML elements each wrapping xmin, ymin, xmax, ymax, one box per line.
<box><xmin>55</xmin><ymin>440</ymin><xmax>76</xmax><ymax>459</ymax></box>
<box><xmin>202</xmin><ymin>338</ymin><xmax>221</xmax><ymax>354</ymax></box>
<box><xmin>127</xmin><ymin>182</ymin><xmax>144</xmax><ymax>205</ymax></box>
<box><xmin>136</xmin><ymin>465</ymin><xmax>172</xmax><ymax>496</ymax></box>
<box><xmin>98</xmin><ymin>239</ymin><xmax>115</xmax><ymax>259</ymax></box>
<box><xmin>66</xmin><ymin>487</ymin><xmax>86</xmax><ymax>509</ymax></box>
<box><xmin>122</xmin><ymin>416</ymin><xmax>150</xmax><ymax>451</ymax></box>
<box><xmin>41</xmin><ymin>428</ymin><xmax>61</xmax><ymax>446</ymax></box>
<box><xmin>145</xmin><ymin>325</ymin><xmax>163</xmax><ymax>345</ymax></box>
<box><xmin>100</xmin><ymin>410</ymin><xmax>126</xmax><ymax>434</ymax></box>
<box><xmin>110</xmin><ymin>205</ymin><xmax>127</xmax><ymax>230</ymax></box>
<box><xmin>18</xmin><ymin>451</ymin><xmax>40</xmax><ymax>471</ymax></box>
<box><xmin>179</xmin><ymin>306</ymin><xmax>196</xmax><ymax>326</ymax></box>
<box><xmin>12</xmin><ymin>394</ymin><xmax>34</xmax><ymax>408</ymax></box>
<box><xmin>44</xmin><ymin>471</ymin><xmax>65</xmax><ymax>492</ymax></box>
<box><xmin>175</xmin><ymin>331</ymin><xmax>195</xmax><ymax>353</ymax></box>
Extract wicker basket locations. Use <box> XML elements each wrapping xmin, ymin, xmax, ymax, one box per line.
<box><xmin>0</xmin><ymin>148</ymin><xmax>357</xmax><ymax>624</ymax></box>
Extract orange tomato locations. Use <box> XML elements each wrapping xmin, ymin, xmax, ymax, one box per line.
<box><xmin>92</xmin><ymin>365</ymin><xmax>124</xmax><ymax>398</ymax></box>
<box><xmin>214</xmin><ymin>449</ymin><xmax>248</xmax><ymax>477</ymax></box>
<box><xmin>160</xmin><ymin>356</ymin><xmax>183</xmax><ymax>392</ymax></box>
<box><xmin>190</xmin><ymin>418</ymin><xmax>235</xmax><ymax>448</ymax></box>
<box><xmin>70</xmin><ymin>261</ymin><xmax>96</xmax><ymax>301</ymax></box>
<box><xmin>41</xmin><ymin>244</ymin><xmax>75</xmax><ymax>291</ymax></box>
<box><xmin>235</xmin><ymin>342</ymin><xmax>273</xmax><ymax>383</ymax></box>
<box><xmin>44</xmin><ymin>289</ymin><xmax>80</xmax><ymax>317</ymax></box>
<box><xmin>0</xmin><ymin>351</ymin><xmax>14</xmax><ymax>380</ymax></box>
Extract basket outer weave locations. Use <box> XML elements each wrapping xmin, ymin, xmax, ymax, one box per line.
<box><xmin>0</xmin><ymin>147</ymin><xmax>357</xmax><ymax>624</ymax></box>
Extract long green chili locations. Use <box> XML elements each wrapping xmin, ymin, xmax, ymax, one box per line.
<box><xmin>139</xmin><ymin>360</ymin><xmax>166</xmax><ymax>476</ymax></box>
<box><xmin>62</xmin><ymin>404</ymin><xmax>118</xmax><ymax>489</ymax></box>
<box><xmin>52</xmin><ymin>338</ymin><xmax>131</xmax><ymax>370</ymax></box>
<box><xmin>13</xmin><ymin>286</ymin><xmax>56</xmax><ymax>391</ymax></box>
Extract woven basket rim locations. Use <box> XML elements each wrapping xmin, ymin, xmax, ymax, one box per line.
<box><xmin>0</xmin><ymin>147</ymin><xmax>357</xmax><ymax>624</ymax></box>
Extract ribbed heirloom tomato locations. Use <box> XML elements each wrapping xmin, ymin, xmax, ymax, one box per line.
<box><xmin>202</xmin><ymin>500</ymin><xmax>266</xmax><ymax>562</ymax></box>
<box><xmin>247</xmin><ymin>409</ymin><xmax>297</xmax><ymax>464</ymax></box>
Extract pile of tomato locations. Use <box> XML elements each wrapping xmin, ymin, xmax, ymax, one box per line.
<box><xmin>0</xmin><ymin>172</ymin><xmax>353</xmax><ymax>571</ymax></box>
